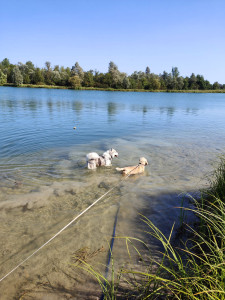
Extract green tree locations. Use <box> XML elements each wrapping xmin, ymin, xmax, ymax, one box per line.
<box><xmin>108</xmin><ymin>61</ymin><xmax>127</xmax><ymax>88</ymax></box>
<box><xmin>23</xmin><ymin>61</ymin><xmax>35</xmax><ymax>84</ymax></box>
<box><xmin>18</xmin><ymin>62</ymin><xmax>30</xmax><ymax>84</ymax></box>
<box><xmin>147</xmin><ymin>75</ymin><xmax>161</xmax><ymax>90</ymax></box>
<box><xmin>12</xmin><ymin>65</ymin><xmax>23</xmax><ymax>86</ymax></box>
<box><xmin>171</xmin><ymin>67</ymin><xmax>180</xmax><ymax>89</ymax></box>
<box><xmin>6</xmin><ymin>64</ymin><xmax>14</xmax><ymax>83</ymax></box>
<box><xmin>59</xmin><ymin>67</ymin><xmax>70</xmax><ymax>86</ymax></box>
<box><xmin>0</xmin><ymin>59</ymin><xmax>221</xmax><ymax>90</ymax></box>
<box><xmin>152</xmin><ymin>77</ymin><xmax>161</xmax><ymax>90</ymax></box>
<box><xmin>71</xmin><ymin>62</ymin><xmax>84</xmax><ymax>82</ymax></box>
<box><xmin>183</xmin><ymin>77</ymin><xmax>189</xmax><ymax>90</ymax></box>
<box><xmin>54</xmin><ymin>65</ymin><xmax>60</xmax><ymax>72</ymax></box>
<box><xmin>52</xmin><ymin>71</ymin><xmax>61</xmax><ymax>85</ymax></box>
<box><xmin>172</xmin><ymin>67</ymin><xmax>179</xmax><ymax>78</ymax></box>
<box><xmin>159</xmin><ymin>75</ymin><xmax>167</xmax><ymax>90</ymax></box>
<box><xmin>0</xmin><ymin>58</ymin><xmax>12</xmax><ymax>83</ymax></box>
<box><xmin>108</xmin><ymin>61</ymin><xmax>120</xmax><ymax>88</ymax></box>
<box><xmin>108</xmin><ymin>61</ymin><xmax>118</xmax><ymax>73</ymax></box>
<box><xmin>177</xmin><ymin>77</ymin><xmax>184</xmax><ymax>90</ymax></box>
<box><xmin>205</xmin><ymin>80</ymin><xmax>212</xmax><ymax>90</ymax></box>
<box><xmin>122</xmin><ymin>77</ymin><xmax>130</xmax><ymax>89</ymax></box>
<box><xmin>83</xmin><ymin>71</ymin><xmax>94</xmax><ymax>87</ymax></box>
<box><xmin>145</xmin><ymin>66</ymin><xmax>150</xmax><ymax>75</ymax></box>
<box><xmin>129</xmin><ymin>71</ymin><xmax>146</xmax><ymax>89</ymax></box>
<box><xmin>26</xmin><ymin>61</ymin><xmax>35</xmax><ymax>69</ymax></box>
<box><xmin>189</xmin><ymin>73</ymin><xmax>199</xmax><ymax>89</ymax></box>
<box><xmin>45</xmin><ymin>61</ymin><xmax>51</xmax><ymax>71</ymax></box>
<box><xmin>69</xmin><ymin>75</ymin><xmax>81</xmax><ymax>89</ymax></box>
<box><xmin>1</xmin><ymin>58</ymin><xmax>10</xmax><ymax>68</ymax></box>
<box><xmin>0</xmin><ymin>69</ymin><xmax>7</xmax><ymax>84</ymax></box>
<box><xmin>44</xmin><ymin>61</ymin><xmax>53</xmax><ymax>85</ymax></box>
<box><xmin>165</xmin><ymin>73</ymin><xmax>173</xmax><ymax>89</ymax></box>
<box><xmin>213</xmin><ymin>81</ymin><xmax>220</xmax><ymax>90</ymax></box>
<box><xmin>161</xmin><ymin>71</ymin><xmax>170</xmax><ymax>89</ymax></box>
<box><xmin>196</xmin><ymin>75</ymin><xmax>206</xmax><ymax>90</ymax></box>
<box><xmin>32</xmin><ymin>68</ymin><xmax>44</xmax><ymax>84</ymax></box>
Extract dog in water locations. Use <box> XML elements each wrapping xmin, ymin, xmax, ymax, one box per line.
<box><xmin>86</xmin><ymin>148</ymin><xmax>118</xmax><ymax>170</ymax></box>
<box><xmin>116</xmin><ymin>157</ymin><xmax>148</xmax><ymax>175</ymax></box>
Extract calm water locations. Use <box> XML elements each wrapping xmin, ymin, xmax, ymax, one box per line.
<box><xmin>0</xmin><ymin>86</ymin><xmax>225</xmax><ymax>298</ymax></box>
<box><xmin>1</xmin><ymin>87</ymin><xmax>225</xmax><ymax>158</ymax></box>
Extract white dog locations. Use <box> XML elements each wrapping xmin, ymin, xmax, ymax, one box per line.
<box><xmin>86</xmin><ymin>148</ymin><xmax>118</xmax><ymax>170</ymax></box>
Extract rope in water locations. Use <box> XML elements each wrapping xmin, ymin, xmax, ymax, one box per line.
<box><xmin>0</xmin><ymin>164</ymin><xmax>139</xmax><ymax>283</ymax></box>
<box><xmin>100</xmin><ymin>203</ymin><xmax>120</xmax><ymax>300</ymax></box>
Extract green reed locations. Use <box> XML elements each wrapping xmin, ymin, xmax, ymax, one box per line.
<box><xmin>74</xmin><ymin>157</ymin><xmax>225</xmax><ymax>299</ymax></box>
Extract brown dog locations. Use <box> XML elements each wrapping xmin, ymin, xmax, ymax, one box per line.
<box><xmin>116</xmin><ymin>157</ymin><xmax>148</xmax><ymax>175</ymax></box>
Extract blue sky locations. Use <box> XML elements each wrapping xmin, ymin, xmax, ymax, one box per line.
<box><xmin>1</xmin><ymin>0</ymin><xmax>224</xmax><ymax>83</ymax></box>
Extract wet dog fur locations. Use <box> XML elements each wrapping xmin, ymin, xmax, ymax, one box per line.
<box><xmin>116</xmin><ymin>157</ymin><xmax>148</xmax><ymax>175</ymax></box>
<box><xmin>86</xmin><ymin>148</ymin><xmax>118</xmax><ymax>170</ymax></box>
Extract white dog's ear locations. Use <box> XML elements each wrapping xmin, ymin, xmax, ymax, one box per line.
<box><xmin>111</xmin><ymin>148</ymin><xmax>113</xmax><ymax>151</ymax></box>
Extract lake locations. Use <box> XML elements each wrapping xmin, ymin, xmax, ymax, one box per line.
<box><xmin>0</xmin><ymin>86</ymin><xmax>225</xmax><ymax>298</ymax></box>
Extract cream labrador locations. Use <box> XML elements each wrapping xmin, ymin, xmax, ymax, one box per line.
<box><xmin>116</xmin><ymin>157</ymin><xmax>148</xmax><ymax>175</ymax></box>
<box><xmin>86</xmin><ymin>148</ymin><xmax>118</xmax><ymax>170</ymax></box>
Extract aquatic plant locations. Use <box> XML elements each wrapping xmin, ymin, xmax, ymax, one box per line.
<box><xmin>75</xmin><ymin>157</ymin><xmax>225</xmax><ymax>299</ymax></box>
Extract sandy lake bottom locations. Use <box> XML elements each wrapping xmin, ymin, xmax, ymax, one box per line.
<box><xmin>0</xmin><ymin>134</ymin><xmax>224</xmax><ymax>299</ymax></box>
<box><xmin>1</xmin><ymin>88</ymin><xmax>225</xmax><ymax>298</ymax></box>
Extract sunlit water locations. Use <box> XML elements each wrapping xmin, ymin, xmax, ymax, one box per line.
<box><xmin>0</xmin><ymin>87</ymin><xmax>225</xmax><ymax>298</ymax></box>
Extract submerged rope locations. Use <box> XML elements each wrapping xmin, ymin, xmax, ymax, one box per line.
<box><xmin>0</xmin><ymin>164</ymin><xmax>139</xmax><ymax>283</ymax></box>
<box><xmin>100</xmin><ymin>203</ymin><xmax>120</xmax><ymax>300</ymax></box>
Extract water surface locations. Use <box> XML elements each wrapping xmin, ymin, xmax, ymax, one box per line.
<box><xmin>0</xmin><ymin>87</ymin><xmax>225</xmax><ymax>298</ymax></box>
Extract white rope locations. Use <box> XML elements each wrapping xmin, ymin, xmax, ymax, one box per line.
<box><xmin>0</xmin><ymin>164</ymin><xmax>139</xmax><ymax>283</ymax></box>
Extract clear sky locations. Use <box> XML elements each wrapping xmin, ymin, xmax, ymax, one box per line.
<box><xmin>1</xmin><ymin>0</ymin><xmax>224</xmax><ymax>83</ymax></box>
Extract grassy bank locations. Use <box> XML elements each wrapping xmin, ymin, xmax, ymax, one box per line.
<box><xmin>75</xmin><ymin>157</ymin><xmax>225</xmax><ymax>299</ymax></box>
<box><xmin>1</xmin><ymin>83</ymin><xmax>225</xmax><ymax>93</ymax></box>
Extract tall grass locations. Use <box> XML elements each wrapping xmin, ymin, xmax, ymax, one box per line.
<box><xmin>75</xmin><ymin>157</ymin><xmax>225</xmax><ymax>299</ymax></box>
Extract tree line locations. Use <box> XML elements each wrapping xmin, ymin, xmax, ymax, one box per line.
<box><xmin>0</xmin><ymin>58</ymin><xmax>224</xmax><ymax>91</ymax></box>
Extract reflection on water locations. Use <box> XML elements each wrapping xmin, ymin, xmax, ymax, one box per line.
<box><xmin>0</xmin><ymin>90</ymin><xmax>207</xmax><ymax>115</ymax></box>
<box><xmin>0</xmin><ymin>87</ymin><xmax>225</xmax><ymax>298</ymax></box>
<box><xmin>107</xmin><ymin>102</ymin><xmax>117</xmax><ymax>115</ymax></box>
<box><xmin>1</xmin><ymin>87</ymin><xmax>225</xmax><ymax>160</ymax></box>
<box><xmin>2</xmin><ymin>90</ymin><xmax>220</xmax><ymax>120</ymax></box>
<box><xmin>72</xmin><ymin>100</ymin><xmax>83</xmax><ymax>113</ymax></box>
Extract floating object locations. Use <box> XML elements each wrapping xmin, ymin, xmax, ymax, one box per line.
<box><xmin>73</xmin><ymin>126</ymin><xmax>76</xmax><ymax>130</ymax></box>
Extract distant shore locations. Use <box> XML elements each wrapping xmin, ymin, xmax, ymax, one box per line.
<box><xmin>1</xmin><ymin>83</ymin><xmax>225</xmax><ymax>93</ymax></box>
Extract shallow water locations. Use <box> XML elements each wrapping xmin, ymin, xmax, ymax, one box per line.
<box><xmin>0</xmin><ymin>87</ymin><xmax>225</xmax><ymax>298</ymax></box>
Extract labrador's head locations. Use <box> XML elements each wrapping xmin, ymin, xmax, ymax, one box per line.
<box><xmin>139</xmin><ymin>157</ymin><xmax>148</xmax><ymax>166</ymax></box>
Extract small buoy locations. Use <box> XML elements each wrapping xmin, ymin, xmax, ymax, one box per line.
<box><xmin>73</xmin><ymin>126</ymin><xmax>76</xmax><ymax>130</ymax></box>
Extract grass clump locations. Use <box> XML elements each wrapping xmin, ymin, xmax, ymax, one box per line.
<box><xmin>74</xmin><ymin>157</ymin><xmax>225</xmax><ymax>299</ymax></box>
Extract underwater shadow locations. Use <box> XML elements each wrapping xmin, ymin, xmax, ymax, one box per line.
<box><xmin>133</xmin><ymin>190</ymin><xmax>199</xmax><ymax>251</ymax></box>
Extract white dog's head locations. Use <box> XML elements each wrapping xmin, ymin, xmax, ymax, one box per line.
<box><xmin>139</xmin><ymin>157</ymin><xmax>148</xmax><ymax>166</ymax></box>
<box><xmin>108</xmin><ymin>148</ymin><xmax>118</xmax><ymax>158</ymax></box>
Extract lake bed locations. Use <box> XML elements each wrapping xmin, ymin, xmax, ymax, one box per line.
<box><xmin>0</xmin><ymin>87</ymin><xmax>225</xmax><ymax>298</ymax></box>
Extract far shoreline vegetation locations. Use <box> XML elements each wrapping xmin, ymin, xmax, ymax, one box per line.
<box><xmin>0</xmin><ymin>58</ymin><xmax>225</xmax><ymax>93</ymax></box>
<box><xmin>1</xmin><ymin>83</ymin><xmax>225</xmax><ymax>94</ymax></box>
